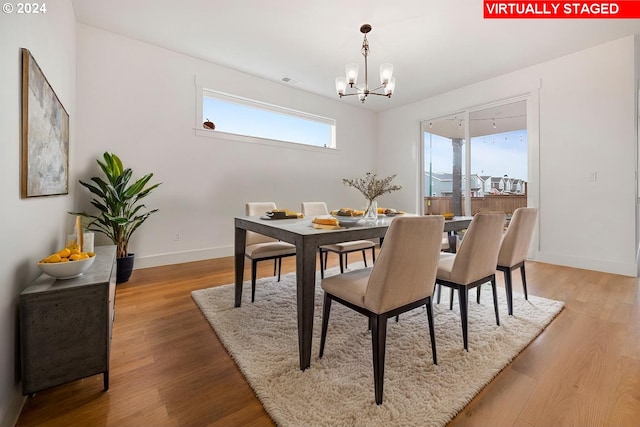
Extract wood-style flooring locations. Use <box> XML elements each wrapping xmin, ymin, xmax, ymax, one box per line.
<box><xmin>15</xmin><ymin>253</ymin><xmax>640</xmax><ymax>427</ymax></box>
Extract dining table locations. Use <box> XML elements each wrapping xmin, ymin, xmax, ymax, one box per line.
<box><xmin>234</xmin><ymin>214</ymin><xmax>473</xmax><ymax>371</ymax></box>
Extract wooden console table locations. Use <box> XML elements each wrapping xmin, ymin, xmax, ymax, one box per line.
<box><xmin>20</xmin><ymin>245</ymin><xmax>117</xmax><ymax>395</ymax></box>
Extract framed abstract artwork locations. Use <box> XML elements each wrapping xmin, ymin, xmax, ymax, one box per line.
<box><xmin>21</xmin><ymin>48</ymin><xmax>69</xmax><ymax>197</ymax></box>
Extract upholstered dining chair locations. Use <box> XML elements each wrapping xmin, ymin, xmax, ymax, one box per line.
<box><xmin>245</xmin><ymin>202</ymin><xmax>296</xmax><ymax>302</ymax></box>
<box><xmin>319</xmin><ymin>215</ymin><xmax>444</xmax><ymax>405</ymax></box>
<box><xmin>477</xmin><ymin>207</ymin><xmax>538</xmax><ymax>316</ymax></box>
<box><xmin>301</xmin><ymin>202</ymin><xmax>376</xmax><ymax>278</ymax></box>
<box><xmin>435</xmin><ymin>211</ymin><xmax>505</xmax><ymax>351</ymax></box>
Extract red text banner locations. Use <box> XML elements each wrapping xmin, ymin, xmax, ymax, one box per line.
<box><xmin>484</xmin><ymin>1</ymin><xmax>640</xmax><ymax>18</ymax></box>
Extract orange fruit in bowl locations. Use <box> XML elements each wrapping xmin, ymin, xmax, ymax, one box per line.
<box><xmin>57</xmin><ymin>248</ymin><xmax>71</xmax><ymax>258</ymax></box>
<box><xmin>46</xmin><ymin>254</ymin><xmax>62</xmax><ymax>263</ymax></box>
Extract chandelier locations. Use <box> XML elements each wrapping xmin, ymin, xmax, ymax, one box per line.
<box><xmin>335</xmin><ymin>24</ymin><xmax>396</xmax><ymax>103</ymax></box>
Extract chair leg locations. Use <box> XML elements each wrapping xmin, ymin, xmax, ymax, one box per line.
<box><xmin>426</xmin><ymin>297</ymin><xmax>437</xmax><ymax>365</ymax></box>
<box><xmin>504</xmin><ymin>269</ymin><xmax>514</xmax><ymax>316</ymax></box>
<box><xmin>371</xmin><ymin>313</ymin><xmax>388</xmax><ymax>405</ymax></box>
<box><xmin>362</xmin><ymin>250</ymin><xmax>368</xmax><ymax>267</ymax></box>
<box><xmin>449</xmin><ymin>287</ymin><xmax>454</xmax><ymax>310</ymax></box>
<box><xmin>491</xmin><ymin>277</ymin><xmax>500</xmax><ymax>326</ymax></box>
<box><xmin>371</xmin><ymin>246</ymin><xmax>376</xmax><ymax>263</ymax></box>
<box><xmin>339</xmin><ymin>254</ymin><xmax>345</xmax><ymax>274</ymax></box>
<box><xmin>520</xmin><ymin>264</ymin><xmax>528</xmax><ymax>300</ymax></box>
<box><xmin>277</xmin><ymin>257</ymin><xmax>282</xmax><ymax>282</ymax></box>
<box><xmin>436</xmin><ymin>284</ymin><xmax>441</xmax><ymax>304</ymax></box>
<box><xmin>457</xmin><ymin>285</ymin><xmax>469</xmax><ymax>351</ymax></box>
<box><xmin>319</xmin><ymin>294</ymin><xmax>332</xmax><ymax>358</ymax></box>
<box><xmin>476</xmin><ymin>285</ymin><xmax>481</xmax><ymax>304</ymax></box>
<box><xmin>251</xmin><ymin>259</ymin><xmax>258</xmax><ymax>303</ymax></box>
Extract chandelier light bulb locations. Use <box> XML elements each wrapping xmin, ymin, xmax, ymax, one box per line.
<box><xmin>380</xmin><ymin>63</ymin><xmax>393</xmax><ymax>85</ymax></box>
<box><xmin>346</xmin><ymin>63</ymin><xmax>359</xmax><ymax>85</ymax></box>
<box><xmin>384</xmin><ymin>77</ymin><xmax>396</xmax><ymax>95</ymax></box>
<box><xmin>356</xmin><ymin>84</ymin><xmax>366</xmax><ymax>102</ymax></box>
<box><xmin>335</xmin><ymin>77</ymin><xmax>347</xmax><ymax>96</ymax></box>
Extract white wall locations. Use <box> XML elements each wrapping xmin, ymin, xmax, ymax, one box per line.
<box><xmin>0</xmin><ymin>2</ymin><xmax>77</xmax><ymax>426</ymax></box>
<box><xmin>76</xmin><ymin>25</ymin><xmax>378</xmax><ymax>269</ymax></box>
<box><xmin>378</xmin><ymin>36</ymin><xmax>637</xmax><ymax>277</ymax></box>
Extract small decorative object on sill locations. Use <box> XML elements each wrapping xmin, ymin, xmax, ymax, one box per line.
<box><xmin>342</xmin><ymin>172</ymin><xmax>402</xmax><ymax>224</ymax></box>
<box><xmin>203</xmin><ymin>118</ymin><xmax>215</xmax><ymax>130</ymax></box>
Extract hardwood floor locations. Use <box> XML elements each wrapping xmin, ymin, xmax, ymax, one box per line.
<box><xmin>15</xmin><ymin>254</ymin><xmax>640</xmax><ymax>427</ymax></box>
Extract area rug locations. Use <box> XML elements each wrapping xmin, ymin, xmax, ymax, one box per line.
<box><xmin>192</xmin><ymin>265</ymin><xmax>564</xmax><ymax>427</ymax></box>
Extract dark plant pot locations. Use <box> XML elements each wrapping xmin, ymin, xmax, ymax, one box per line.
<box><xmin>116</xmin><ymin>253</ymin><xmax>135</xmax><ymax>284</ymax></box>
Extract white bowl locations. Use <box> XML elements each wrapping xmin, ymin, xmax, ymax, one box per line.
<box><xmin>38</xmin><ymin>255</ymin><xmax>96</xmax><ymax>279</ymax></box>
<box><xmin>332</xmin><ymin>215</ymin><xmax>363</xmax><ymax>226</ymax></box>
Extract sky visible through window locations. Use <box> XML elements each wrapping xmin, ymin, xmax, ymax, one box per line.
<box><xmin>203</xmin><ymin>96</ymin><xmax>333</xmax><ymax>148</ymax></box>
<box><xmin>425</xmin><ymin>129</ymin><xmax>528</xmax><ymax>180</ymax></box>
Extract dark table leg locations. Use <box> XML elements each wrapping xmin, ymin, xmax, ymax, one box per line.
<box><xmin>296</xmin><ymin>238</ymin><xmax>317</xmax><ymax>370</ymax></box>
<box><xmin>448</xmin><ymin>232</ymin><xmax>457</xmax><ymax>253</ymax></box>
<box><xmin>235</xmin><ymin>226</ymin><xmax>247</xmax><ymax>307</ymax></box>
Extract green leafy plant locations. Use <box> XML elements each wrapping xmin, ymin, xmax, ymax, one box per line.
<box><xmin>70</xmin><ymin>152</ymin><xmax>161</xmax><ymax>258</ymax></box>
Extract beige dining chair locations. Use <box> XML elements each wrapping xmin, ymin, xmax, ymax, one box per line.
<box><xmin>476</xmin><ymin>207</ymin><xmax>538</xmax><ymax>315</ymax></box>
<box><xmin>245</xmin><ymin>202</ymin><xmax>296</xmax><ymax>302</ymax></box>
<box><xmin>319</xmin><ymin>215</ymin><xmax>444</xmax><ymax>405</ymax></box>
<box><xmin>301</xmin><ymin>202</ymin><xmax>376</xmax><ymax>278</ymax></box>
<box><xmin>435</xmin><ymin>211</ymin><xmax>505</xmax><ymax>351</ymax></box>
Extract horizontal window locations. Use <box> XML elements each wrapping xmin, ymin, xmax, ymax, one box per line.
<box><xmin>200</xmin><ymin>89</ymin><xmax>336</xmax><ymax>149</ymax></box>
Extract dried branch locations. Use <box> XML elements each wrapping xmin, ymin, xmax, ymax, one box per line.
<box><xmin>342</xmin><ymin>172</ymin><xmax>402</xmax><ymax>202</ymax></box>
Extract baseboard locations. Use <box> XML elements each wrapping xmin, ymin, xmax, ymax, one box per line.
<box><xmin>133</xmin><ymin>246</ymin><xmax>234</xmax><ymax>269</ymax></box>
<box><xmin>1</xmin><ymin>390</ymin><xmax>26</xmax><ymax>427</ymax></box>
<box><xmin>535</xmin><ymin>250</ymin><xmax>637</xmax><ymax>277</ymax></box>
<box><xmin>130</xmin><ymin>246</ymin><xmax>638</xmax><ymax>277</ymax></box>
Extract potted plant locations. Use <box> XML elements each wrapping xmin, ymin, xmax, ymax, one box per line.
<box><xmin>70</xmin><ymin>152</ymin><xmax>161</xmax><ymax>283</ymax></box>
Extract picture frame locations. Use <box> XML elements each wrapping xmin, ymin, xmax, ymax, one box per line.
<box><xmin>21</xmin><ymin>48</ymin><xmax>69</xmax><ymax>197</ymax></box>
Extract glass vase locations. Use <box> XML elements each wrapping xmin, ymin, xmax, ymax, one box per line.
<box><xmin>364</xmin><ymin>199</ymin><xmax>378</xmax><ymax>223</ymax></box>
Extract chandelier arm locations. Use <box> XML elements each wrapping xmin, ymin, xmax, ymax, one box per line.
<box><xmin>367</xmin><ymin>84</ymin><xmax>386</xmax><ymax>92</ymax></box>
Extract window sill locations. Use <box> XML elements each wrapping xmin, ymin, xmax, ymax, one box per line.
<box><xmin>194</xmin><ymin>128</ymin><xmax>338</xmax><ymax>153</ymax></box>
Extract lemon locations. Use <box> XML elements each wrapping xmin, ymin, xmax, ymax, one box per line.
<box><xmin>46</xmin><ymin>254</ymin><xmax>62</xmax><ymax>263</ymax></box>
<box><xmin>69</xmin><ymin>253</ymin><xmax>81</xmax><ymax>261</ymax></box>
<box><xmin>87</xmin><ymin>252</ymin><xmax>95</xmax><ymax>257</ymax></box>
<box><xmin>60</xmin><ymin>258</ymin><xmax>70</xmax><ymax>263</ymax></box>
<box><xmin>78</xmin><ymin>252</ymin><xmax>89</xmax><ymax>260</ymax></box>
<box><xmin>69</xmin><ymin>248</ymin><xmax>80</xmax><ymax>256</ymax></box>
<box><xmin>58</xmin><ymin>248</ymin><xmax>71</xmax><ymax>258</ymax></box>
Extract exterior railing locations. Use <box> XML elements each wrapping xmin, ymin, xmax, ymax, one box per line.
<box><xmin>424</xmin><ymin>195</ymin><xmax>527</xmax><ymax>216</ymax></box>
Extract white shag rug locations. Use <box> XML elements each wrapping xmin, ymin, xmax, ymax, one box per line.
<box><xmin>192</xmin><ymin>265</ymin><xmax>564</xmax><ymax>427</ymax></box>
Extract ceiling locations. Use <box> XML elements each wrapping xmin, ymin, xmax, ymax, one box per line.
<box><xmin>425</xmin><ymin>100</ymin><xmax>527</xmax><ymax>139</ymax></box>
<box><xmin>71</xmin><ymin>0</ymin><xmax>640</xmax><ymax>113</ymax></box>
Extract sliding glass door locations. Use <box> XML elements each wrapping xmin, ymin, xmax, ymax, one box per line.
<box><xmin>422</xmin><ymin>98</ymin><xmax>528</xmax><ymax>217</ymax></box>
